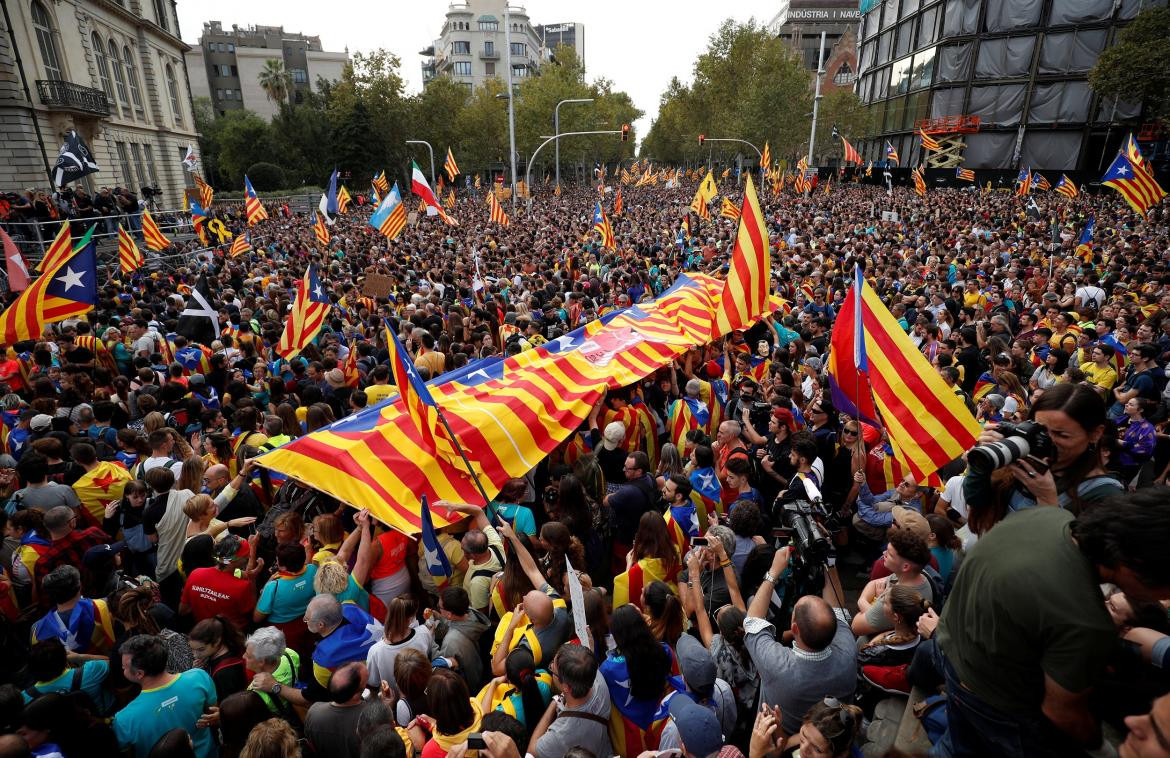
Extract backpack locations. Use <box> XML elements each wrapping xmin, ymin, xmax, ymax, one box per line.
<box><xmin>25</xmin><ymin>665</ymin><xmax>85</xmax><ymax>700</ymax></box>
<box><xmin>913</xmin><ymin>693</ymin><xmax>949</xmax><ymax>745</ymax></box>
<box><xmin>921</xmin><ymin>565</ymin><xmax>947</xmax><ymax>613</ymax></box>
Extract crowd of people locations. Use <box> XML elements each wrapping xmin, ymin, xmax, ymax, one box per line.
<box><xmin>0</xmin><ymin>173</ymin><xmax>1167</xmax><ymax>758</ymax></box>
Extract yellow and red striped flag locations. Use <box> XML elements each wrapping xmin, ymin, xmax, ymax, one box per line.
<box><xmin>1</xmin><ymin>223</ymin><xmax>74</xmax><ymax>344</ymax></box>
<box><xmin>486</xmin><ymin>191</ymin><xmax>509</xmax><ymax>227</ymax></box>
<box><xmin>312</xmin><ymin>211</ymin><xmax>330</xmax><ymax>246</ymax></box>
<box><xmin>760</xmin><ymin>141</ymin><xmax>771</xmax><ymax>172</ymax></box>
<box><xmin>372</xmin><ymin>171</ymin><xmax>390</xmax><ymax>201</ymax></box>
<box><xmin>474</xmin><ymin>174</ymin><xmax>481</xmax><ymax>190</ymax></box>
<box><xmin>955</xmin><ymin>167</ymin><xmax>975</xmax><ymax>182</ymax></box>
<box><xmin>34</xmin><ymin>221</ymin><xmax>74</xmax><ymax>273</ymax></box>
<box><xmin>445</xmin><ymin>190</ymin><xmax>456</xmax><ymax>209</ymax></box>
<box><xmin>1101</xmin><ymin>134</ymin><xmax>1166</xmax><ymax>216</ymax></box>
<box><xmin>1054</xmin><ymin>174</ymin><xmax>1078</xmax><ymax>198</ymax></box>
<box><xmin>1032</xmin><ymin>172</ymin><xmax>1051</xmax><ymax>191</ymax></box>
<box><xmin>417</xmin><ymin>198</ymin><xmax>427</xmax><ymax>215</ymax></box>
<box><xmin>141</xmin><ymin>208</ymin><xmax>171</xmax><ymax>251</ymax></box>
<box><xmin>554</xmin><ymin>183</ymin><xmax>561</xmax><ymax>197</ymax></box>
<box><xmin>592</xmin><ymin>202</ymin><xmax>615</xmax><ymax>249</ymax></box>
<box><xmin>370</xmin><ymin>182</ymin><xmax>408</xmax><ymax>240</ymax></box>
<box><xmin>613</xmin><ymin>188</ymin><xmax>623</xmax><ymax>216</ymax></box>
<box><xmin>243</xmin><ymin>175</ymin><xmax>268</xmax><ymax>225</ymax></box>
<box><xmin>275</xmin><ymin>264</ymin><xmax>331</xmax><ymax>360</ymax></box>
<box><xmin>384</xmin><ymin>321</ymin><xmax>458</xmax><ymax>465</ymax></box>
<box><xmin>117</xmin><ymin>224</ymin><xmax>143</xmax><ymax>274</ymax></box>
<box><xmin>343</xmin><ymin>341</ymin><xmax>361</xmax><ymax>388</ymax></box>
<box><xmin>612</xmin><ymin>557</ymin><xmax>679</xmax><ymax>611</ymax></box>
<box><xmin>714</xmin><ymin>174</ymin><xmax>769</xmax><ymax>334</ymax></box>
<box><xmin>827</xmin><ymin>264</ymin><xmax>980</xmax><ymax>484</ymax></box>
<box><xmin>912</xmin><ymin>166</ymin><xmax>927</xmax><ymax>196</ymax></box>
<box><xmin>720</xmin><ymin>196</ymin><xmax>741</xmax><ymax>221</ymax></box>
<box><xmin>918</xmin><ymin>128</ymin><xmax>941</xmax><ymax>152</ymax></box>
<box><xmin>229</xmin><ymin>231</ymin><xmax>252</xmax><ymax>257</ymax></box>
<box><xmin>193</xmin><ymin>173</ymin><xmax>214</xmax><ymax>208</ymax></box>
<box><xmin>337</xmin><ymin>185</ymin><xmax>351</xmax><ymax>213</ymax></box>
<box><xmin>444</xmin><ymin>148</ymin><xmax>460</xmax><ymax>181</ymax></box>
<box><xmin>837</xmin><ymin>131</ymin><xmax>862</xmax><ymax>164</ymax></box>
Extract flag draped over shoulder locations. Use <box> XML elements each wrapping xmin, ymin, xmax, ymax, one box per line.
<box><xmin>827</xmin><ymin>265</ymin><xmax>979</xmax><ymax>484</ymax></box>
<box><xmin>73</xmin><ymin>461</ymin><xmax>132</xmax><ymax>522</ymax></box>
<box><xmin>276</xmin><ymin>265</ymin><xmax>330</xmax><ymax>360</ymax></box>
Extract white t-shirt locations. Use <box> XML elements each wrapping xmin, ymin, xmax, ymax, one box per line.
<box><xmin>366</xmin><ymin>625</ymin><xmax>433</xmax><ymax>686</ymax></box>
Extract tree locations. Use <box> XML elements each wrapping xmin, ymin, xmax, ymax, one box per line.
<box><xmin>257</xmin><ymin>59</ymin><xmax>291</xmax><ymax>110</ymax></box>
<box><xmin>408</xmin><ymin>78</ymin><xmax>471</xmax><ymax>175</ymax></box>
<box><xmin>215</xmin><ymin>110</ymin><xmax>277</xmax><ymax>189</ymax></box>
<box><xmin>245</xmin><ymin>162</ymin><xmax>286</xmax><ymax>190</ymax></box>
<box><xmin>270</xmin><ymin>88</ymin><xmax>333</xmax><ymax>186</ymax></box>
<box><xmin>1090</xmin><ymin>7</ymin><xmax>1170</xmax><ymax>122</ymax></box>
<box><xmin>816</xmin><ymin>90</ymin><xmax>876</xmax><ymax>166</ymax></box>
<box><xmin>328</xmin><ymin>49</ymin><xmax>409</xmax><ymax>184</ymax></box>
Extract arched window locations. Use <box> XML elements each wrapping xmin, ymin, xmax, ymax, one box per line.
<box><xmin>30</xmin><ymin>1</ymin><xmax>63</xmax><ymax>80</ymax></box>
<box><xmin>165</xmin><ymin>63</ymin><xmax>181</xmax><ymax>124</ymax></box>
<box><xmin>123</xmin><ymin>45</ymin><xmax>143</xmax><ymax>115</ymax></box>
<box><xmin>108</xmin><ymin>40</ymin><xmax>129</xmax><ymax>115</ymax></box>
<box><xmin>833</xmin><ymin>62</ymin><xmax>855</xmax><ymax>86</ymax></box>
<box><xmin>92</xmin><ymin>33</ymin><xmax>113</xmax><ymax>98</ymax></box>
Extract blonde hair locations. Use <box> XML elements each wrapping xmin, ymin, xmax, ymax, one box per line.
<box><xmin>143</xmin><ymin>411</ymin><xmax>167</xmax><ymax>434</ymax></box>
<box><xmin>313</xmin><ymin>559</ymin><xmax>351</xmax><ymax>595</ymax></box>
<box><xmin>177</xmin><ymin>455</ymin><xmax>206</xmax><ymax>494</ymax></box>
<box><xmin>183</xmin><ymin>493</ymin><xmax>215</xmax><ymax>521</ymax></box>
<box><xmin>239</xmin><ymin>718</ymin><xmax>299</xmax><ymax>758</ymax></box>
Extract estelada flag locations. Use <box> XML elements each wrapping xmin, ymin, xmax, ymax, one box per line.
<box><xmin>73</xmin><ymin>461</ymin><xmax>132</xmax><ymax>523</ymax></box>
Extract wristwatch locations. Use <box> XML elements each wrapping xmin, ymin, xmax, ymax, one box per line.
<box><xmin>763</xmin><ymin>571</ymin><xmax>778</xmax><ymax>585</ymax></box>
<box><xmin>270</xmin><ymin>683</ymin><xmax>282</xmax><ymax>696</ymax></box>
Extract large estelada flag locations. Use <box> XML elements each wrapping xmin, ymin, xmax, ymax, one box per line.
<box><xmin>0</xmin><ymin>223</ymin><xmax>92</xmax><ymax>345</ymax></box>
<box><xmin>827</xmin><ymin>265</ymin><xmax>979</xmax><ymax>484</ymax></box>
<box><xmin>41</xmin><ymin>234</ymin><xmax>97</xmax><ymax>324</ymax></box>
<box><xmin>275</xmin><ymin>265</ymin><xmax>330</xmax><ymax>360</ymax></box>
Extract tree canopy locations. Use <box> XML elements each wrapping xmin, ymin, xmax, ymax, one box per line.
<box><xmin>1090</xmin><ymin>7</ymin><xmax>1170</xmax><ymax>122</ymax></box>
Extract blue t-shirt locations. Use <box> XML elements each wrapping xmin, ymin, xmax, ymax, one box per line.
<box><xmin>490</xmin><ymin>501</ymin><xmax>537</xmax><ymax>537</ymax></box>
<box><xmin>113</xmin><ymin>668</ymin><xmax>217</xmax><ymax>758</ymax></box>
<box><xmin>257</xmin><ymin>564</ymin><xmax>319</xmax><ymax>623</ymax></box>
<box><xmin>23</xmin><ymin>659</ymin><xmax>114</xmax><ymax>716</ymax></box>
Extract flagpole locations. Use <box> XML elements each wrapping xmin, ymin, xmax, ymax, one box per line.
<box><xmin>433</xmin><ymin>406</ymin><xmax>495</xmax><ymax>512</ymax></box>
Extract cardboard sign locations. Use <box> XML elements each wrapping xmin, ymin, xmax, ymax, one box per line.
<box><xmin>362</xmin><ymin>273</ymin><xmax>394</xmax><ymax>298</ymax></box>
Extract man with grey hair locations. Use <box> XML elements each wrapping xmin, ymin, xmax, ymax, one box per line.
<box><xmin>303</xmin><ymin>594</ymin><xmax>382</xmax><ymax>689</ymax></box>
<box><xmin>31</xmin><ymin>564</ymin><xmax>113</xmax><ymax>655</ymax></box>
<box><xmin>680</xmin><ymin>524</ymin><xmax>738</xmax><ymax>612</ymax></box>
<box><xmin>32</xmin><ymin>505</ymin><xmax>111</xmax><ymax>594</ymax></box>
<box><xmin>245</xmin><ymin>627</ymin><xmax>312</xmax><ymax>715</ymax></box>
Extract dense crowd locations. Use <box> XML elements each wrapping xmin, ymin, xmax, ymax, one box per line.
<box><xmin>0</xmin><ymin>175</ymin><xmax>1167</xmax><ymax>758</ymax></box>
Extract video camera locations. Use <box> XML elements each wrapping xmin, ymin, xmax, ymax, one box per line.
<box><xmin>776</xmin><ymin>499</ymin><xmax>833</xmax><ymax>566</ymax></box>
<box><xmin>141</xmin><ymin>185</ymin><xmax>162</xmax><ymax>199</ymax></box>
<box><xmin>966</xmin><ymin>420</ymin><xmax>1054</xmax><ymax>474</ymax></box>
<box><xmin>747</xmin><ymin>401</ymin><xmax>772</xmax><ymax>437</ymax></box>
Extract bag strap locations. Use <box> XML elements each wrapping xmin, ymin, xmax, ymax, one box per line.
<box><xmin>556</xmin><ymin>709</ymin><xmax>610</xmax><ymax>727</ymax></box>
<box><xmin>71</xmin><ymin>665</ymin><xmax>85</xmax><ymax>692</ymax></box>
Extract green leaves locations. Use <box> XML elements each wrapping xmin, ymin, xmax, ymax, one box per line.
<box><xmin>1089</xmin><ymin>7</ymin><xmax>1170</xmax><ymax>122</ymax></box>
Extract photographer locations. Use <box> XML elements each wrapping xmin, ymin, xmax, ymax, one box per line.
<box><xmin>964</xmin><ymin>383</ymin><xmax>1122</xmax><ymax>535</ymax></box>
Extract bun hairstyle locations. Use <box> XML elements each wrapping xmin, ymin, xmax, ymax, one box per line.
<box><xmin>805</xmin><ymin>697</ymin><xmax>864</xmax><ymax>757</ymax></box>
<box><xmin>887</xmin><ymin>583</ymin><xmax>931</xmax><ymax>628</ymax></box>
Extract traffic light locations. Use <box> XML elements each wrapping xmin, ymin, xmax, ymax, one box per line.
<box><xmin>698</xmin><ymin>134</ymin><xmax>705</xmax><ymax>146</ymax></box>
<box><xmin>621</xmin><ymin>124</ymin><xmax>630</xmax><ymax>142</ymax></box>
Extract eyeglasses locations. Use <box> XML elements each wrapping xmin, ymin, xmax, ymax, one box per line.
<box><xmin>842</xmin><ymin>428</ymin><xmax>859</xmax><ymax>436</ymax></box>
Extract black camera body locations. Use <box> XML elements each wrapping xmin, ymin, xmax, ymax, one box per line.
<box><xmin>967</xmin><ymin>420</ymin><xmax>1054</xmax><ymax>472</ymax></box>
<box><xmin>748</xmin><ymin>401</ymin><xmax>772</xmax><ymax>435</ymax></box>
<box><xmin>778</xmin><ymin>499</ymin><xmax>832</xmax><ymax>566</ymax></box>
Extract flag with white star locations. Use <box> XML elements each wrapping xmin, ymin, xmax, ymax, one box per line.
<box><xmin>275</xmin><ymin>265</ymin><xmax>331</xmax><ymax>360</ymax></box>
<box><xmin>419</xmin><ymin>494</ymin><xmax>451</xmax><ymax>588</ymax></box>
<box><xmin>1102</xmin><ymin>145</ymin><xmax>1167</xmax><ymax>216</ymax></box>
<box><xmin>41</xmin><ymin>233</ymin><xmax>97</xmax><ymax>324</ymax></box>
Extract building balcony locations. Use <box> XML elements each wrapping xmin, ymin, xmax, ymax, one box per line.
<box><xmin>480</xmin><ymin>49</ymin><xmax>499</xmax><ymax>60</ymax></box>
<box><xmin>36</xmin><ymin>80</ymin><xmax>110</xmax><ymax>117</ymax></box>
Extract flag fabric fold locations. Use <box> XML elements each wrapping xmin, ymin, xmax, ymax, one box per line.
<box><xmin>141</xmin><ymin>208</ymin><xmax>171</xmax><ymax>251</ymax></box>
<box><xmin>487</xmin><ymin>192</ymin><xmax>509</xmax><ymax>227</ymax></box>
<box><xmin>592</xmin><ymin>203</ymin><xmax>615</xmax><ymax>249</ymax></box>
<box><xmin>117</xmin><ymin>224</ymin><xmax>143</xmax><ymax>274</ymax></box>
<box><xmin>369</xmin><ymin>183</ymin><xmax>408</xmax><ymax>240</ymax></box>
<box><xmin>176</xmin><ymin>275</ymin><xmax>220</xmax><ymax>347</ymax></box>
<box><xmin>714</xmin><ymin>174</ymin><xmax>769</xmax><ymax>334</ymax></box>
<box><xmin>444</xmin><ymin>148</ymin><xmax>460</xmax><ymax>182</ymax></box>
<box><xmin>276</xmin><ymin>265</ymin><xmax>331</xmax><ymax>360</ymax></box>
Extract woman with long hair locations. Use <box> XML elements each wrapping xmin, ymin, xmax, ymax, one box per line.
<box><xmin>421</xmin><ymin>668</ymin><xmax>482</xmax><ymax>757</ymax></box>
<box><xmin>965</xmin><ymin>382</ymin><xmax>1123</xmax><ymax>534</ymax></box>
<box><xmin>111</xmin><ymin>586</ymin><xmax>193</xmax><ymax>680</ymax></box>
<box><xmin>655</xmin><ymin>443</ymin><xmax>684</xmax><ymax>489</ymax></box>
<box><xmin>537</xmin><ymin>520</ymin><xmax>585</xmax><ymax>596</ymax></box>
<box><xmin>476</xmin><ymin>647</ymin><xmax>553</xmax><ymax>737</ymax></box>
<box><xmin>600</xmin><ymin>605</ymin><xmax>681</xmax><ymax>753</ymax></box>
<box><xmin>1030</xmin><ymin>348</ymin><xmax>1070</xmax><ymax>393</ymax></box>
<box><xmin>188</xmin><ymin>615</ymin><xmax>248</xmax><ymax>702</ymax></box>
<box><xmin>177</xmin><ymin>455</ymin><xmax>207</xmax><ymax>495</ymax></box>
<box><xmin>617</xmin><ymin>511</ymin><xmax>681</xmax><ymax>609</ymax></box>
<box><xmin>641</xmin><ymin>580</ymin><xmax>684</xmax><ymax>646</ymax></box>
<box><xmin>366</xmin><ymin>595</ymin><xmax>433</xmax><ymax>687</ymax></box>
<box><xmin>275</xmin><ymin>403</ymin><xmax>301</xmax><ymax>439</ymax></box>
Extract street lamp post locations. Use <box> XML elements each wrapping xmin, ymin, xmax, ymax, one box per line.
<box><xmin>504</xmin><ymin>7</ymin><xmax>518</xmax><ymax>207</ymax></box>
<box><xmin>554</xmin><ymin>98</ymin><xmax>593</xmax><ymax>189</ymax></box>
<box><xmin>526</xmin><ymin>129</ymin><xmax>622</xmax><ymax>209</ymax></box>
<box><xmin>699</xmin><ymin>138</ymin><xmax>763</xmax><ymax>161</ymax></box>
<box><xmin>405</xmin><ymin>140</ymin><xmax>435</xmax><ymax>186</ymax></box>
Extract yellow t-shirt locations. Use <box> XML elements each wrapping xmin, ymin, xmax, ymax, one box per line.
<box><xmin>1082</xmin><ymin>362</ymin><xmax>1118</xmax><ymax>392</ymax></box>
<box><xmin>363</xmin><ymin>384</ymin><xmax>396</xmax><ymax>405</ymax></box>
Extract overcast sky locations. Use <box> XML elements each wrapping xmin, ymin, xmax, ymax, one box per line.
<box><xmin>177</xmin><ymin>1</ymin><xmax>782</xmax><ymax>142</ymax></box>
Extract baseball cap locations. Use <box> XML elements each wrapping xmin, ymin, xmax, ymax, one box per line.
<box><xmin>771</xmin><ymin>407</ymin><xmax>796</xmax><ymax>432</ymax></box>
<box><xmin>83</xmin><ymin>541</ymin><xmax>125</xmax><ymax>569</ymax></box>
<box><xmin>892</xmin><ymin>506</ymin><xmax>930</xmax><ymax>540</ymax></box>
<box><xmin>668</xmin><ymin>696</ymin><xmax>724</xmax><ymax>757</ymax></box>
<box><xmin>30</xmin><ymin>414</ymin><xmax>53</xmax><ymax>432</ymax></box>
<box><xmin>601</xmin><ymin>421</ymin><xmax>626</xmax><ymax>451</ymax></box>
<box><xmin>215</xmin><ymin>534</ymin><xmax>250</xmax><ymax>562</ymax></box>
<box><xmin>676</xmin><ymin>634</ymin><xmax>716</xmax><ymax>699</ymax></box>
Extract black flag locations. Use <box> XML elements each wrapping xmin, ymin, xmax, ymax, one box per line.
<box><xmin>53</xmin><ymin>129</ymin><xmax>100</xmax><ymax>188</ymax></box>
<box><xmin>176</xmin><ymin>275</ymin><xmax>219</xmax><ymax>347</ymax></box>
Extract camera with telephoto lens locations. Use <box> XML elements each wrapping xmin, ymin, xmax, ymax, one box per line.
<box><xmin>967</xmin><ymin>420</ymin><xmax>1054</xmax><ymax>472</ymax></box>
<box><xmin>141</xmin><ymin>185</ymin><xmax>162</xmax><ymax>199</ymax></box>
<box><xmin>748</xmin><ymin>401</ymin><xmax>773</xmax><ymax>437</ymax></box>
<box><xmin>778</xmin><ymin>500</ymin><xmax>832</xmax><ymax>566</ymax></box>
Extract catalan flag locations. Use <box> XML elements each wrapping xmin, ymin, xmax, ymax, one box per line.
<box><xmin>1015</xmin><ymin>168</ymin><xmax>1033</xmax><ymax>196</ymax></box>
<box><xmin>714</xmin><ymin>174</ymin><xmax>769</xmax><ymax>334</ymax></box>
<box><xmin>612</xmin><ymin>557</ymin><xmax>679</xmax><ymax>612</ymax></box>
<box><xmin>1032</xmin><ymin>172</ymin><xmax>1051</xmax><ymax>191</ymax></box>
<box><xmin>117</xmin><ymin>224</ymin><xmax>143</xmax><ymax>274</ymax></box>
<box><xmin>444</xmin><ymin>148</ymin><xmax>460</xmax><ymax>182</ymax></box>
<box><xmin>721</xmin><ymin>167</ymin><xmax>731</xmax><ymax>180</ymax></box>
<box><xmin>385</xmin><ymin>320</ymin><xmax>457</xmax><ymax>465</ymax></box>
<box><xmin>243</xmin><ymin>175</ymin><xmax>268</xmax><ymax>225</ymax></box>
<box><xmin>613</xmin><ymin>188</ymin><xmax>623</xmax><ymax>216</ymax></box>
<box><xmin>668</xmin><ymin>395</ymin><xmax>711</xmax><ymax>455</ymax></box>
<box><xmin>189</xmin><ymin>200</ymin><xmax>209</xmax><ymax>246</ymax></box>
<box><xmin>487</xmin><ymin>190</ymin><xmax>509</xmax><ymax>227</ymax></box>
<box><xmin>827</xmin><ymin>264</ymin><xmax>980</xmax><ymax>484</ymax></box>
<box><xmin>275</xmin><ymin>264</ymin><xmax>331</xmax><ymax>360</ymax></box>
<box><xmin>885</xmin><ymin>140</ymin><xmax>900</xmax><ymax>164</ymax></box>
<box><xmin>73</xmin><ymin>460</ymin><xmax>132</xmax><ymax>523</ymax></box>
<box><xmin>312</xmin><ymin>211</ymin><xmax>330</xmax><ymax>246</ymax></box>
<box><xmin>372</xmin><ymin>171</ymin><xmax>389</xmax><ymax>201</ymax></box>
<box><xmin>912</xmin><ymin>166</ymin><xmax>927</xmax><ymax>196</ymax></box>
<box><xmin>337</xmin><ymin>185</ymin><xmax>351</xmax><ymax>213</ymax></box>
<box><xmin>474</xmin><ymin>174</ymin><xmax>481</xmax><ymax>190</ymax></box>
<box><xmin>1102</xmin><ymin>137</ymin><xmax>1166</xmax><ymax>216</ymax></box>
<box><xmin>955</xmin><ymin>167</ymin><xmax>975</xmax><ymax>182</ymax></box>
<box><xmin>193</xmin><ymin>173</ymin><xmax>214</xmax><ymax>209</ymax></box>
<box><xmin>444</xmin><ymin>190</ymin><xmax>456</xmax><ymax>209</ymax></box>
<box><xmin>1054</xmin><ymin>174</ymin><xmax>1078</xmax><ymax>198</ymax></box>
<box><xmin>866</xmin><ymin>161</ymin><xmax>873</xmax><ymax>177</ymax></box>
<box><xmin>553</xmin><ymin>182</ymin><xmax>561</xmax><ymax>197</ymax></box>
<box><xmin>41</xmin><ymin>228</ymin><xmax>97</xmax><ymax>325</ymax></box>
<box><xmin>720</xmin><ymin>196</ymin><xmax>741</xmax><ymax>221</ymax></box>
<box><xmin>1076</xmin><ymin>216</ymin><xmax>1095</xmax><ymax>261</ymax></box>
<box><xmin>760</xmin><ymin>141</ymin><xmax>771</xmax><ymax>172</ymax></box>
<box><xmin>918</xmin><ymin>128</ymin><xmax>942</xmax><ymax>152</ymax></box>
<box><xmin>0</xmin><ymin>223</ymin><xmax>83</xmax><ymax>345</ymax></box>
<box><xmin>369</xmin><ymin>182</ymin><xmax>408</xmax><ymax>241</ymax></box>
<box><xmin>140</xmin><ymin>208</ymin><xmax>171</xmax><ymax>251</ymax></box>
<box><xmin>342</xmin><ymin>341</ymin><xmax>361</xmax><ymax>388</ymax></box>
<box><xmin>229</xmin><ymin>231</ymin><xmax>252</xmax><ymax>257</ymax></box>
<box><xmin>419</xmin><ymin>495</ymin><xmax>452</xmax><ymax>589</ymax></box>
<box><xmin>592</xmin><ymin>202</ymin><xmax>616</xmax><ymax>249</ymax></box>
<box><xmin>833</xmin><ymin>127</ymin><xmax>862</xmax><ymax>164</ymax></box>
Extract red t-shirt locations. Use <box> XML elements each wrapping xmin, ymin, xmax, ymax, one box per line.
<box><xmin>181</xmin><ymin>566</ymin><xmax>257</xmax><ymax>630</ymax></box>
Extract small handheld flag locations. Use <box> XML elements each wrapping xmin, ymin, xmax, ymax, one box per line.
<box><xmin>912</xmin><ymin>166</ymin><xmax>927</xmax><ymax>196</ymax></box>
<box><xmin>487</xmin><ymin>191</ymin><xmax>509</xmax><ymax>226</ymax></box>
<box><xmin>885</xmin><ymin>141</ymin><xmax>900</xmax><ymax>164</ymax></box>
<box><xmin>141</xmin><ymin>208</ymin><xmax>172</xmax><ymax>251</ymax></box>
<box><xmin>243</xmin><ymin>176</ymin><xmax>268</xmax><ymax>225</ymax></box>
<box><xmin>312</xmin><ymin>211</ymin><xmax>330</xmax><ymax>246</ymax></box>
<box><xmin>1054</xmin><ymin>174</ymin><xmax>1078</xmax><ymax>198</ymax></box>
<box><xmin>444</xmin><ymin>148</ymin><xmax>460</xmax><ymax>182</ymax></box>
<box><xmin>613</xmin><ymin>187</ymin><xmax>623</xmax><ymax>216</ymax></box>
<box><xmin>956</xmin><ymin>167</ymin><xmax>975</xmax><ymax>182</ymax></box>
<box><xmin>117</xmin><ymin>224</ymin><xmax>143</xmax><ymax>273</ymax></box>
<box><xmin>419</xmin><ymin>495</ymin><xmax>452</xmax><ymax>588</ymax></box>
<box><xmin>592</xmin><ymin>202</ymin><xmax>615</xmax><ymax>249</ymax></box>
<box><xmin>1015</xmin><ymin>168</ymin><xmax>1033</xmax><ymax>197</ymax></box>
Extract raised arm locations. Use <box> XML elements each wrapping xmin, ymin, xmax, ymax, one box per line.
<box><xmin>350</xmin><ymin>509</ymin><xmax>375</xmax><ymax>586</ymax></box>
<box><xmin>685</xmin><ymin>550</ymin><xmax>715</xmax><ymax>648</ymax></box>
<box><xmin>497</xmin><ymin>521</ymin><xmax>546</xmax><ymax>590</ymax></box>
<box><xmin>748</xmin><ymin>547</ymin><xmax>789</xmax><ymax>620</ymax></box>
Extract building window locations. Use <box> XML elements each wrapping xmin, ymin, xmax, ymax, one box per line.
<box><xmin>123</xmin><ymin>46</ymin><xmax>144</xmax><ymax>116</ymax></box>
<box><xmin>108</xmin><ymin>41</ymin><xmax>129</xmax><ymax>116</ymax></box>
<box><xmin>31</xmin><ymin>1</ymin><xmax>63</xmax><ymax>80</ymax></box>
<box><xmin>484</xmin><ymin>61</ymin><xmax>495</xmax><ymax>76</ymax></box>
<box><xmin>453</xmin><ymin>61</ymin><xmax>472</xmax><ymax>76</ymax></box>
<box><xmin>130</xmin><ymin>143</ymin><xmax>148</xmax><ymax>190</ymax></box>
<box><xmin>215</xmin><ymin>88</ymin><xmax>223</xmax><ymax>99</ymax></box>
<box><xmin>142</xmin><ymin>143</ymin><xmax>157</xmax><ymax>184</ymax></box>
<box><xmin>152</xmin><ymin>0</ymin><xmax>168</xmax><ymax>33</ymax></box>
<box><xmin>834</xmin><ymin>63</ymin><xmax>855</xmax><ymax>85</ymax></box>
<box><xmin>227</xmin><ymin>43</ymin><xmax>235</xmax><ymax>52</ymax></box>
<box><xmin>485</xmin><ymin>41</ymin><xmax>495</xmax><ymax>56</ymax></box>
<box><xmin>479</xmin><ymin>19</ymin><xmax>498</xmax><ymax>31</ymax></box>
<box><xmin>290</xmin><ymin>68</ymin><xmax>308</xmax><ymax>83</ymax></box>
<box><xmin>452</xmin><ymin>41</ymin><xmax>470</xmax><ymax>55</ymax></box>
<box><xmin>463</xmin><ymin>82</ymin><xmax>473</xmax><ymax>94</ymax></box>
<box><xmin>115</xmin><ymin>142</ymin><xmax>133</xmax><ymax>187</ymax></box>
<box><xmin>512</xmin><ymin>64</ymin><xmax>527</xmax><ymax>78</ymax></box>
<box><xmin>224</xmin><ymin>88</ymin><xmax>233</xmax><ymax>99</ymax></box>
<box><xmin>92</xmin><ymin>33</ymin><xmax>113</xmax><ymax>99</ymax></box>
<box><xmin>165</xmin><ymin>63</ymin><xmax>182</xmax><ymax>123</ymax></box>
<box><xmin>510</xmin><ymin>42</ymin><xmax>526</xmax><ymax>57</ymax></box>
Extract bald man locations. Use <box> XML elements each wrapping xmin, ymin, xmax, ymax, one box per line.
<box><xmin>490</xmin><ymin>582</ymin><xmax>573</xmax><ymax>676</ymax></box>
<box><xmin>204</xmin><ymin>462</ymin><xmax>263</xmax><ymax>537</ymax></box>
